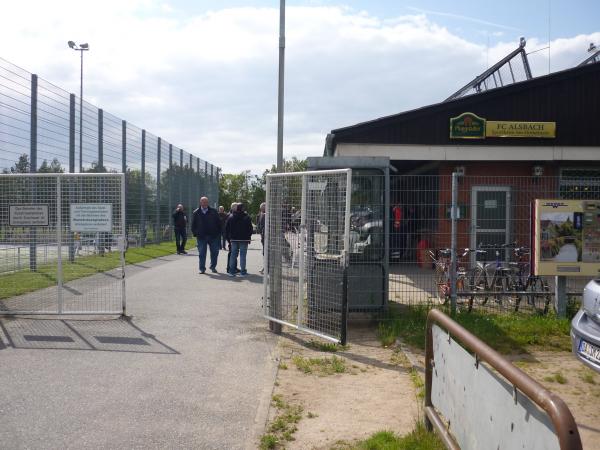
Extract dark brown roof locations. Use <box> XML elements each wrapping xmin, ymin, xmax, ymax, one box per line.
<box><xmin>329</xmin><ymin>62</ymin><xmax>600</xmax><ymax>152</ymax></box>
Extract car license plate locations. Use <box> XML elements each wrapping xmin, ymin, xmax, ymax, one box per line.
<box><xmin>579</xmin><ymin>339</ymin><xmax>600</xmax><ymax>364</ymax></box>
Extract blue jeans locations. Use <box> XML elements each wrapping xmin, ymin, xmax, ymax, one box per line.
<box><xmin>229</xmin><ymin>241</ymin><xmax>248</xmax><ymax>274</ymax></box>
<box><xmin>196</xmin><ymin>235</ymin><xmax>220</xmax><ymax>271</ymax></box>
<box><xmin>174</xmin><ymin>228</ymin><xmax>187</xmax><ymax>253</ymax></box>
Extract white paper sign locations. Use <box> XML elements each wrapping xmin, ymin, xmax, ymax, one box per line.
<box><xmin>484</xmin><ymin>199</ymin><xmax>498</xmax><ymax>209</ymax></box>
<box><xmin>9</xmin><ymin>205</ymin><xmax>49</xmax><ymax>226</ymax></box>
<box><xmin>70</xmin><ymin>204</ymin><xmax>112</xmax><ymax>232</ymax></box>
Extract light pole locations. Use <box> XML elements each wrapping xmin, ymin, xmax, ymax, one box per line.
<box><xmin>276</xmin><ymin>0</ymin><xmax>285</xmax><ymax>172</ymax></box>
<box><xmin>68</xmin><ymin>41</ymin><xmax>89</xmax><ymax>173</ymax></box>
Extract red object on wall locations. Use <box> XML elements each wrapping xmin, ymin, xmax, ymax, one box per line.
<box><xmin>416</xmin><ymin>239</ymin><xmax>430</xmax><ymax>268</ymax></box>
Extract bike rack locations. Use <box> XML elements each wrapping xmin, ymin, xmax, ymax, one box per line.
<box><xmin>425</xmin><ymin>308</ymin><xmax>582</xmax><ymax>450</ymax></box>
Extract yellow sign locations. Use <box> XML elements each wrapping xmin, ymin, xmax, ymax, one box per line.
<box><xmin>486</xmin><ymin>121</ymin><xmax>556</xmax><ymax>138</ymax></box>
<box><xmin>534</xmin><ymin>199</ymin><xmax>600</xmax><ymax>276</ymax></box>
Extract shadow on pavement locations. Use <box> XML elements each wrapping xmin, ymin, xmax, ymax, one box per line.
<box><xmin>0</xmin><ymin>316</ymin><xmax>178</xmax><ymax>354</ymax></box>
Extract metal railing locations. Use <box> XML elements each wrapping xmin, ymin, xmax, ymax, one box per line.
<box><xmin>0</xmin><ymin>57</ymin><xmax>219</xmax><ymax>247</ymax></box>
<box><xmin>425</xmin><ymin>308</ymin><xmax>582</xmax><ymax>450</ymax></box>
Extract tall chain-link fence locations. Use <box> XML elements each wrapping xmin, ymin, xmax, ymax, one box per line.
<box><xmin>264</xmin><ymin>169</ymin><xmax>351</xmax><ymax>343</ymax></box>
<box><xmin>0</xmin><ymin>173</ymin><xmax>125</xmax><ymax>314</ymax></box>
<box><xmin>0</xmin><ymin>57</ymin><xmax>219</xmax><ymax>249</ymax></box>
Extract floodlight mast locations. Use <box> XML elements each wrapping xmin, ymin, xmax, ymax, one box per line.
<box><xmin>67</xmin><ymin>41</ymin><xmax>89</xmax><ymax>172</ymax></box>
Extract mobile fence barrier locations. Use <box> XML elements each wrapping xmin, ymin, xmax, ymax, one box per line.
<box><xmin>263</xmin><ymin>169</ymin><xmax>352</xmax><ymax>344</ymax></box>
<box><xmin>0</xmin><ymin>173</ymin><xmax>126</xmax><ymax>315</ymax></box>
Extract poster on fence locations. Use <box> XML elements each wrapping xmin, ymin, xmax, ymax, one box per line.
<box><xmin>534</xmin><ymin>199</ymin><xmax>600</xmax><ymax>276</ymax></box>
<box><xmin>9</xmin><ymin>204</ymin><xmax>49</xmax><ymax>226</ymax></box>
<box><xmin>70</xmin><ymin>203</ymin><xmax>112</xmax><ymax>232</ymax></box>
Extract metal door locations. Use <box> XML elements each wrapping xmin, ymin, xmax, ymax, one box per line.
<box><xmin>263</xmin><ymin>169</ymin><xmax>351</xmax><ymax>343</ymax></box>
<box><xmin>471</xmin><ymin>186</ymin><xmax>511</xmax><ymax>262</ymax></box>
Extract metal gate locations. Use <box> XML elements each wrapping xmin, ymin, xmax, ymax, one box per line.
<box><xmin>263</xmin><ymin>169</ymin><xmax>351</xmax><ymax>343</ymax></box>
<box><xmin>0</xmin><ymin>173</ymin><xmax>126</xmax><ymax>315</ymax></box>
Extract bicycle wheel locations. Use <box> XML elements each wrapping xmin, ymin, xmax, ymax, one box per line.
<box><xmin>505</xmin><ymin>275</ymin><xmax>521</xmax><ymax>312</ymax></box>
<box><xmin>491</xmin><ymin>273</ymin><xmax>508</xmax><ymax>307</ymax></box>
<box><xmin>468</xmin><ymin>270</ymin><xmax>488</xmax><ymax>311</ymax></box>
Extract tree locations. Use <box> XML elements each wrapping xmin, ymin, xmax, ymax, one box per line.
<box><xmin>218</xmin><ymin>158</ymin><xmax>307</xmax><ymax>222</ymax></box>
<box><xmin>7</xmin><ymin>154</ymin><xmax>30</xmax><ymax>173</ymax></box>
<box><xmin>38</xmin><ymin>158</ymin><xmax>64</xmax><ymax>173</ymax></box>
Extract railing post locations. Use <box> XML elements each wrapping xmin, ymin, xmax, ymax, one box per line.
<box><xmin>450</xmin><ymin>172</ymin><xmax>458</xmax><ymax>315</ymax></box>
<box><xmin>179</xmin><ymin>148</ymin><xmax>183</xmax><ymax>203</ymax></box>
<box><xmin>168</xmin><ymin>144</ymin><xmax>172</xmax><ymax>237</ymax></box>
<box><xmin>189</xmin><ymin>153</ymin><xmax>194</xmax><ymax>213</ymax></box>
<box><xmin>68</xmin><ymin>93</ymin><xmax>76</xmax><ymax>262</ymax></box>
<box><xmin>98</xmin><ymin>108</ymin><xmax>103</xmax><ymax>169</ymax></box>
<box><xmin>69</xmin><ymin>94</ymin><xmax>76</xmax><ymax>173</ymax></box>
<box><xmin>122</xmin><ymin>120</ymin><xmax>127</xmax><ymax>244</ymax></box>
<box><xmin>141</xmin><ymin>129</ymin><xmax>146</xmax><ymax>247</ymax></box>
<box><xmin>156</xmin><ymin>137</ymin><xmax>161</xmax><ymax>244</ymax></box>
<box><xmin>29</xmin><ymin>73</ymin><xmax>38</xmax><ymax>272</ymax></box>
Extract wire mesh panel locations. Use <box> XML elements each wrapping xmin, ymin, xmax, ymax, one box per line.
<box><xmin>0</xmin><ymin>173</ymin><xmax>125</xmax><ymax>315</ymax></box>
<box><xmin>383</xmin><ymin>173</ymin><xmax>597</xmax><ymax>316</ymax></box>
<box><xmin>264</xmin><ymin>169</ymin><xmax>351</xmax><ymax>343</ymax></box>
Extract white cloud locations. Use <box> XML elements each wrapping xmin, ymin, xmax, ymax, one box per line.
<box><xmin>1</xmin><ymin>2</ymin><xmax>598</xmax><ymax>173</ymax></box>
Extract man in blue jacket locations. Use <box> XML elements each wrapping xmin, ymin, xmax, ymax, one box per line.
<box><xmin>191</xmin><ymin>196</ymin><xmax>221</xmax><ymax>274</ymax></box>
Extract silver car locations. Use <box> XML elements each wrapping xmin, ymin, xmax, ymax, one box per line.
<box><xmin>571</xmin><ymin>279</ymin><xmax>600</xmax><ymax>373</ymax></box>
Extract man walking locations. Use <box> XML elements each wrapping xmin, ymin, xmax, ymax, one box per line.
<box><xmin>172</xmin><ymin>204</ymin><xmax>188</xmax><ymax>254</ymax></box>
<box><xmin>225</xmin><ymin>203</ymin><xmax>253</xmax><ymax>277</ymax></box>
<box><xmin>191</xmin><ymin>197</ymin><xmax>221</xmax><ymax>274</ymax></box>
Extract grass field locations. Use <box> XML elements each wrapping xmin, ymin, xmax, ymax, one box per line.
<box><xmin>0</xmin><ymin>241</ymin><xmax>179</xmax><ymax>300</ymax></box>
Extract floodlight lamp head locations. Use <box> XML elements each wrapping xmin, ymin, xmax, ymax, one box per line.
<box><xmin>80</xmin><ymin>43</ymin><xmax>89</xmax><ymax>49</ymax></box>
<box><xmin>519</xmin><ymin>37</ymin><xmax>526</xmax><ymax>48</ymax></box>
<box><xmin>68</xmin><ymin>41</ymin><xmax>76</xmax><ymax>48</ymax></box>
<box><xmin>589</xmin><ymin>42</ymin><xmax>597</xmax><ymax>53</ymax></box>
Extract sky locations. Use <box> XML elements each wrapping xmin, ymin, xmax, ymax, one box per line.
<box><xmin>1</xmin><ymin>0</ymin><xmax>599</xmax><ymax>174</ymax></box>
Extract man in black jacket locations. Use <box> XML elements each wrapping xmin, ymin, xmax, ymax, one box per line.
<box><xmin>225</xmin><ymin>203</ymin><xmax>253</xmax><ymax>277</ymax></box>
<box><xmin>191</xmin><ymin>196</ymin><xmax>221</xmax><ymax>274</ymax></box>
<box><xmin>172</xmin><ymin>204</ymin><xmax>188</xmax><ymax>254</ymax></box>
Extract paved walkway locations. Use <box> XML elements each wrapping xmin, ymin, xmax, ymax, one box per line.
<box><xmin>0</xmin><ymin>236</ymin><xmax>277</xmax><ymax>449</ymax></box>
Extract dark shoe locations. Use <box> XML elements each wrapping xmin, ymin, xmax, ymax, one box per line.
<box><xmin>210</xmin><ymin>268</ymin><xmax>217</xmax><ymax>273</ymax></box>
<box><xmin>235</xmin><ymin>268</ymin><xmax>241</xmax><ymax>274</ymax></box>
<box><xmin>199</xmin><ymin>270</ymin><xmax>205</xmax><ymax>274</ymax></box>
<box><xmin>182</xmin><ymin>251</ymin><xmax>188</xmax><ymax>255</ymax></box>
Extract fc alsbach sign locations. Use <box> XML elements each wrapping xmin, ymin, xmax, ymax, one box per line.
<box><xmin>450</xmin><ymin>112</ymin><xmax>556</xmax><ymax>139</ymax></box>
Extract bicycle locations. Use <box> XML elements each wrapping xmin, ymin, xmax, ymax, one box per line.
<box><xmin>429</xmin><ymin>248</ymin><xmax>468</xmax><ymax>306</ymax></box>
<box><xmin>466</xmin><ymin>243</ymin><xmax>516</xmax><ymax>311</ymax></box>
<box><xmin>507</xmin><ymin>246</ymin><xmax>552</xmax><ymax>314</ymax></box>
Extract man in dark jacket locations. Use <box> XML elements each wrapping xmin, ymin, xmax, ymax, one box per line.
<box><xmin>172</xmin><ymin>204</ymin><xmax>188</xmax><ymax>255</ymax></box>
<box><xmin>191</xmin><ymin>196</ymin><xmax>221</xmax><ymax>273</ymax></box>
<box><xmin>225</xmin><ymin>203</ymin><xmax>253</xmax><ymax>277</ymax></box>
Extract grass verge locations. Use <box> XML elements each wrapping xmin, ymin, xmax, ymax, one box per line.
<box><xmin>260</xmin><ymin>394</ymin><xmax>304</xmax><ymax>449</ymax></box>
<box><xmin>377</xmin><ymin>305</ymin><xmax>571</xmax><ymax>354</ymax></box>
<box><xmin>0</xmin><ymin>241</ymin><xmax>178</xmax><ymax>300</ymax></box>
<box><xmin>333</xmin><ymin>422</ymin><xmax>445</xmax><ymax>450</ymax></box>
<box><xmin>308</xmin><ymin>339</ymin><xmax>348</xmax><ymax>352</ymax></box>
<box><xmin>292</xmin><ymin>355</ymin><xmax>346</xmax><ymax>376</ymax></box>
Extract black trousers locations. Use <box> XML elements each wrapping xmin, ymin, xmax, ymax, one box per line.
<box><xmin>175</xmin><ymin>228</ymin><xmax>187</xmax><ymax>253</ymax></box>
